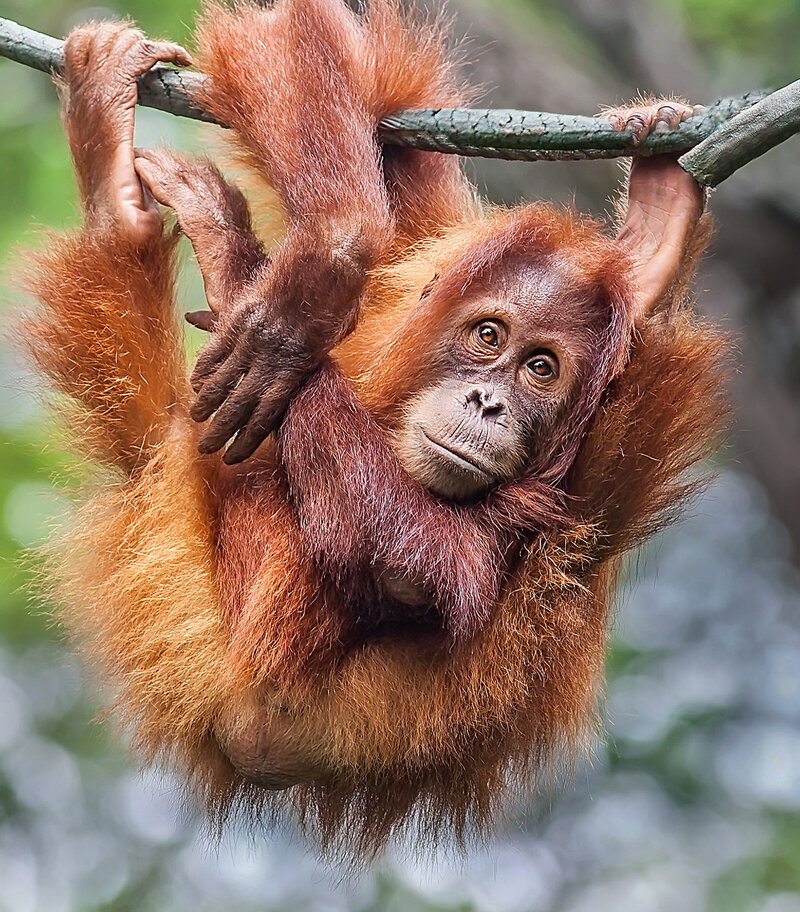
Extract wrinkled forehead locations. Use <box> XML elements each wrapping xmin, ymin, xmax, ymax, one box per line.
<box><xmin>472</xmin><ymin>251</ymin><xmax>611</xmax><ymax>335</ymax></box>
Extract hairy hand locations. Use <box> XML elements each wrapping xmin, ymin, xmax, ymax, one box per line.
<box><xmin>63</xmin><ymin>23</ymin><xmax>192</xmax><ymax>243</ymax></box>
<box><xmin>133</xmin><ymin>148</ymin><xmax>315</xmax><ymax>463</ymax></box>
<box><xmin>134</xmin><ymin>148</ymin><xmax>268</xmax><ymax>319</ymax></box>
<box><xmin>601</xmin><ymin>99</ymin><xmax>703</xmax><ymax>145</ymax></box>
<box><xmin>605</xmin><ymin>100</ymin><xmax>706</xmax><ymax>319</ymax></box>
<box><xmin>189</xmin><ymin>303</ymin><xmax>318</xmax><ymax>464</ymax></box>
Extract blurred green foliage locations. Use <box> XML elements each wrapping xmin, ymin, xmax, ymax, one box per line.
<box><xmin>1</xmin><ymin>1</ymin><xmax>799</xmax><ymax>910</ymax></box>
<box><xmin>0</xmin><ymin>0</ymin><xmax>208</xmax><ymax>645</ymax></box>
<box><xmin>668</xmin><ymin>0</ymin><xmax>800</xmax><ymax>80</ymax></box>
<box><xmin>0</xmin><ymin>0</ymin><xmax>199</xmax><ymax>253</ymax></box>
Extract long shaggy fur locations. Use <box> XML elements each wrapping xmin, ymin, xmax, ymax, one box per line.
<box><xmin>23</xmin><ymin>230</ymin><xmax>185</xmax><ymax>474</ymax></box>
<box><xmin>22</xmin><ymin>0</ymin><xmax>729</xmax><ymax>860</ymax></box>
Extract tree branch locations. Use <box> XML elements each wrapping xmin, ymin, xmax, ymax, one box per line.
<box><xmin>1</xmin><ymin>16</ymin><xmax>798</xmax><ymax>186</ymax></box>
<box><xmin>679</xmin><ymin>80</ymin><xmax>800</xmax><ymax>187</ymax></box>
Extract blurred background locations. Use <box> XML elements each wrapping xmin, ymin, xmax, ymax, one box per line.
<box><xmin>1</xmin><ymin>0</ymin><xmax>800</xmax><ymax>909</ymax></box>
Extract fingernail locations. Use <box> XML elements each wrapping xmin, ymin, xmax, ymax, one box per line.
<box><xmin>197</xmin><ymin>438</ymin><xmax>220</xmax><ymax>455</ymax></box>
<box><xmin>630</xmin><ymin>126</ymin><xmax>646</xmax><ymax>146</ymax></box>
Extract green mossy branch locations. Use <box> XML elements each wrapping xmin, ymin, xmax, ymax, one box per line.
<box><xmin>1</xmin><ymin>16</ymin><xmax>798</xmax><ymax>187</ymax></box>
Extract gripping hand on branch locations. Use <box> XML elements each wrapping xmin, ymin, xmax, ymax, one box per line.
<box><xmin>63</xmin><ymin>22</ymin><xmax>192</xmax><ymax>243</ymax></box>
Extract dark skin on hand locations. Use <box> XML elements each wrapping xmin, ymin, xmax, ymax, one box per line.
<box><xmin>140</xmin><ymin>125</ymin><xmax>703</xmax><ymax>482</ymax></box>
<box><xmin>38</xmin><ymin>0</ymin><xmax>725</xmax><ymax>847</ymax></box>
<box><xmin>61</xmin><ymin>22</ymin><xmax>703</xmax><ymax>490</ymax></box>
<box><xmin>60</xmin><ymin>13</ymin><xmax>701</xmax><ymax>479</ymax></box>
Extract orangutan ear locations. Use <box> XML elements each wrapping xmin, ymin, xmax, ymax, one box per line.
<box><xmin>616</xmin><ymin>156</ymin><xmax>706</xmax><ymax>321</ymax></box>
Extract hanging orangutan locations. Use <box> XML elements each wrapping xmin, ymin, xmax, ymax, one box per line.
<box><xmin>23</xmin><ymin>0</ymin><xmax>727</xmax><ymax>858</ymax></box>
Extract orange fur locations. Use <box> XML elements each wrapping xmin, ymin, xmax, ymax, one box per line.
<box><xmin>22</xmin><ymin>230</ymin><xmax>185</xmax><ymax>474</ymax></box>
<box><xmin>21</xmin><ymin>0</ymin><xmax>730</xmax><ymax>861</ymax></box>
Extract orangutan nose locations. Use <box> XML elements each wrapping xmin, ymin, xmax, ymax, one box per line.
<box><xmin>466</xmin><ymin>386</ymin><xmax>506</xmax><ymax>418</ymax></box>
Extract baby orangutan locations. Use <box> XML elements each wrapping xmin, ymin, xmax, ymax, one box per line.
<box><xmin>25</xmin><ymin>0</ymin><xmax>727</xmax><ymax>856</ymax></box>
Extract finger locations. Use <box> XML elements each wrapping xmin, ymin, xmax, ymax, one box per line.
<box><xmin>196</xmin><ymin>370</ymin><xmax>267</xmax><ymax>454</ymax></box>
<box><xmin>63</xmin><ymin>29</ymin><xmax>93</xmax><ymax>74</ymax></box>
<box><xmin>134</xmin><ymin>145</ymin><xmax>188</xmax><ymax>173</ymax></box>
<box><xmin>190</xmin><ymin>330</ymin><xmax>238</xmax><ymax>391</ymax></box>
<box><xmin>190</xmin><ymin>347</ymin><xmax>250</xmax><ymax>422</ymax></box>
<box><xmin>139</xmin><ymin>172</ymin><xmax>159</xmax><ymax>216</ymax></box>
<box><xmin>185</xmin><ymin>310</ymin><xmax>217</xmax><ymax>331</ymax></box>
<box><xmin>133</xmin><ymin>153</ymin><xmax>170</xmax><ymax>204</ymax></box>
<box><xmin>134</xmin><ymin>148</ymin><xmax>192</xmax><ymax>206</ymax></box>
<box><xmin>65</xmin><ymin>24</ymin><xmax>140</xmax><ymax>79</ymax></box>
<box><xmin>135</xmin><ymin>147</ymin><xmax>221</xmax><ymax>198</ymax></box>
<box><xmin>113</xmin><ymin>26</ymin><xmax>147</xmax><ymax>59</ymax></box>
<box><xmin>136</xmin><ymin>39</ymin><xmax>194</xmax><ymax>69</ymax></box>
<box><xmin>222</xmin><ymin>375</ymin><xmax>296</xmax><ymax>464</ymax></box>
<box><xmin>606</xmin><ymin>112</ymin><xmax>625</xmax><ymax>132</ymax></box>
<box><xmin>653</xmin><ymin>104</ymin><xmax>681</xmax><ymax>133</ymax></box>
<box><xmin>625</xmin><ymin>114</ymin><xmax>649</xmax><ymax>146</ymax></box>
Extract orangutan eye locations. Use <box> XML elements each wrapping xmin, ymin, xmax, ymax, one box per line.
<box><xmin>476</xmin><ymin>323</ymin><xmax>499</xmax><ymax>347</ymax></box>
<box><xmin>527</xmin><ymin>352</ymin><xmax>559</xmax><ymax>379</ymax></box>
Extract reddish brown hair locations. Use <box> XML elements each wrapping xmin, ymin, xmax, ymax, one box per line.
<box><xmin>20</xmin><ymin>0</ymin><xmax>729</xmax><ymax>861</ymax></box>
